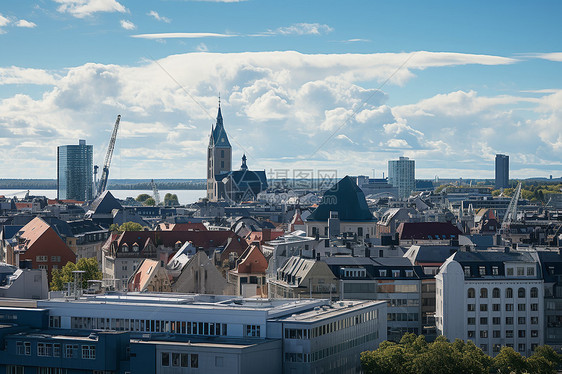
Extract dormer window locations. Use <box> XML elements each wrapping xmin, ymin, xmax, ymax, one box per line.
<box><xmin>132</xmin><ymin>243</ymin><xmax>139</xmax><ymax>252</ymax></box>
<box><xmin>379</xmin><ymin>270</ymin><xmax>387</xmax><ymax>277</ymax></box>
<box><xmin>121</xmin><ymin>244</ymin><xmax>129</xmax><ymax>252</ymax></box>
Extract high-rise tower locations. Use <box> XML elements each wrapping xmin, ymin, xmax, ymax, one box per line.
<box><xmin>207</xmin><ymin>102</ymin><xmax>232</xmax><ymax>201</ymax></box>
<box><xmin>495</xmin><ymin>154</ymin><xmax>509</xmax><ymax>189</ymax></box>
<box><xmin>388</xmin><ymin>156</ymin><xmax>415</xmax><ymax>199</ymax></box>
<box><xmin>57</xmin><ymin>139</ymin><xmax>93</xmax><ymax>201</ymax></box>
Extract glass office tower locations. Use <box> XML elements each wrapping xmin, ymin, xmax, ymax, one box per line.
<box><xmin>57</xmin><ymin>139</ymin><xmax>93</xmax><ymax>201</ymax></box>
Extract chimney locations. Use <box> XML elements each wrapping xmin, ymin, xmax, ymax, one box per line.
<box><xmin>504</xmin><ymin>246</ymin><xmax>510</xmax><ymax>253</ymax></box>
<box><xmin>316</xmin><ymin>252</ymin><xmax>321</xmax><ymax>261</ymax></box>
<box><xmin>262</xmin><ymin>228</ymin><xmax>272</xmax><ymax>242</ymax></box>
<box><xmin>328</xmin><ymin>211</ymin><xmax>340</xmax><ymax>238</ymax></box>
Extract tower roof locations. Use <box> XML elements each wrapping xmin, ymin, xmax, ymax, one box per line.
<box><xmin>307</xmin><ymin>176</ymin><xmax>374</xmax><ymax>222</ymax></box>
<box><xmin>210</xmin><ymin>103</ymin><xmax>231</xmax><ymax>148</ymax></box>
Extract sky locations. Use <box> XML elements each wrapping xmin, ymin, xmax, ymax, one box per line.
<box><xmin>1</xmin><ymin>0</ymin><xmax>561</xmax><ymax>181</ymax></box>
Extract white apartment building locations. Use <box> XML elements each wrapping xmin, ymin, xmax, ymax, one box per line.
<box><xmin>388</xmin><ymin>156</ymin><xmax>415</xmax><ymax>199</ymax></box>
<box><xmin>436</xmin><ymin>249</ymin><xmax>543</xmax><ymax>357</ymax></box>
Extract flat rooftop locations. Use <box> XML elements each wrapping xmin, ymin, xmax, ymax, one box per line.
<box><xmin>274</xmin><ymin>300</ymin><xmax>385</xmax><ymax>323</ymax></box>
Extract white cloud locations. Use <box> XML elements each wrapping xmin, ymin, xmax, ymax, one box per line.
<box><xmin>132</xmin><ymin>32</ymin><xmax>235</xmax><ymax>39</ymax></box>
<box><xmin>196</xmin><ymin>43</ymin><xmax>208</xmax><ymax>52</ymax></box>
<box><xmin>0</xmin><ymin>50</ymin><xmax>559</xmax><ymax>179</ymax></box>
<box><xmin>15</xmin><ymin>19</ymin><xmax>37</xmax><ymax>28</ymax></box>
<box><xmin>535</xmin><ymin>52</ymin><xmax>562</xmax><ymax>62</ymax></box>
<box><xmin>0</xmin><ymin>13</ymin><xmax>10</xmax><ymax>33</ymax></box>
<box><xmin>120</xmin><ymin>19</ymin><xmax>135</xmax><ymax>30</ymax></box>
<box><xmin>0</xmin><ymin>67</ymin><xmax>58</xmax><ymax>85</ymax></box>
<box><xmin>147</xmin><ymin>10</ymin><xmax>170</xmax><ymax>23</ymax></box>
<box><xmin>270</xmin><ymin>23</ymin><xmax>333</xmax><ymax>36</ymax></box>
<box><xmin>54</xmin><ymin>0</ymin><xmax>127</xmax><ymax>18</ymax></box>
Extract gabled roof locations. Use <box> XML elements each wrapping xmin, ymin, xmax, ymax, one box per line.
<box><xmin>88</xmin><ymin>190</ymin><xmax>122</xmax><ymax>214</ymax></box>
<box><xmin>15</xmin><ymin>217</ymin><xmax>52</xmax><ymax>249</ymax></box>
<box><xmin>405</xmin><ymin>245</ymin><xmax>459</xmax><ymax>265</ymax></box>
<box><xmin>307</xmin><ymin>176</ymin><xmax>374</xmax><ymax>222</ymax></box>
<box><xmin>235</xmin><ymin>245</ymin><xmax>268</xmax><ymax>274</ymax></box>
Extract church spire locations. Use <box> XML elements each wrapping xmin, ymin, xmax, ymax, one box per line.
<box><xmin>240</xmin><ymin>154</ymin><xmax>248</xmax><ymax>170</ymax></box>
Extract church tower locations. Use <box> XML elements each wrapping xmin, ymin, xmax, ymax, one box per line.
<box><xmin>207</xmin><ymin>101</ymin><xmax>232</xmax><ymax>201</ymax></box>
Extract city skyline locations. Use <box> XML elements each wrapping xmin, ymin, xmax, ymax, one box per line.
<box><xmin>1</xmin><ymin>1</ymin><xmax>561</xmax><ymax>180</ymax></box>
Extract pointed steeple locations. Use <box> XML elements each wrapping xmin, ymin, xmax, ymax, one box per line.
<box><xmin>211</xmin><ymin>97</ymin><xmax>231</xmax><ymax>148</ymax></box>
<box><xmin>216</xmin><ymin>94</ymin><xmax>223</xmax><ymax>125</ymax></box>
<box><xmin>240</xmin><ymin>154</ymin><xmax>248</xmax><ymax>170</ymax></box>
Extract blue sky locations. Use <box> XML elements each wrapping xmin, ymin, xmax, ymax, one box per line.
<box><xmin>1</xmin><ymin>0</ymin><xmax>561</xmax><ymax>180</ymax></box>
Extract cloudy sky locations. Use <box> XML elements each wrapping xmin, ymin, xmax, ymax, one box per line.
<box><xmin>1</xmin><ymin>1</ymin><xmax>561</xmax><ymax>180</ymax></box>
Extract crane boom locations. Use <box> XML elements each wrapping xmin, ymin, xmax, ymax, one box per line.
<box><xmin>501</xmin><ymin>182</ymin><xmax>521</xmax><ymax>231</ymax></box>
<box><xmin>96</xmin><ymin>115</ymin><xmax>121</xmax><ymax>198</ymax></box>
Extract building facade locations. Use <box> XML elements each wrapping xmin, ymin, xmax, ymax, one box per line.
<box><xmin>57</xmin><ymin>139</ymin><xmax>94</xmax><ymax>201</ymax></box>
<box><xmin>495</xmin><ymin>154</ymin><xmax>509</xmax><ymax>189</ymax></box>
<box><xmin>388</xmin><ymin>156</ymin><xmax>415</xmax><ymax>199</ymax></box>
<box><xmin>436</xmin><ymin>250</ymin><xmax>544</xmax><ymax>357</ymax></box>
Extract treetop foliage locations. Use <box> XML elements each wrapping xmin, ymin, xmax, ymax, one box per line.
<box><xmin>50</xmin><ymin>257</ymin><xmax>102</xmax><ymax>291</ymax></box>
<box><xmin>361</xmin><ymin>333</ymin><xmax>561</xmax><ymax>374</ymax></box>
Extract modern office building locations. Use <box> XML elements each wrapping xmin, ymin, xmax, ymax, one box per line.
<box><xmin>57</xmin><ymin>139</ymin><xmax>93</xmax><ymax>201</ymax></box>
<box><xmin>495</xmin><ymin>154</ymin><xmax>509</xmax><ymax>189</ymax></box>
<box><xmin>0</xmin><ymin>293</ymin><xmax>387</xmax><ymax>374</ymax></box>
<box><xmin>388</xmin><ymin>157</ymin><xmax>415</xmax><ymax>199</ymax></box>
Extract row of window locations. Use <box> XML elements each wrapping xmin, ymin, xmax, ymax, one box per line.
<box><xmin>16</xmin><ymin>341</ymin><xmax>95</xmax><ymax>360</ymax></box>
<box><xmin>467</xmin><ymin>287</ymin><xmax>539</xmax><ymax>298</ymax></box>
<box><xmin>388</xmin><ymin>298</ymin><xmax>419</xmax><ymax>307</ymax></box>
<box><xmin>481</xmin><ymin>343</ymin><xmax>538</xmax><ymax>353</ymax></box>
<box><xmin>36</xmin><ymin>256</ymin><xmax>61</xmax><ymax>262</ymax></box>
<box><xmin>467</xmin><ymin>316</ymin><xmax>539</xmax><ymax>325</ymax></box>
<box><xmin>464</xmin><ymin>266</ymin><xmax>535</xmax><ymax>277</ymax></box>
<box><xmin>469</xmin><ymin>329</ymin><xmax>540</xmax><ymax>339</ymax></box>
<box><xmin>310</xmin><ymin>309</ymin><xmax>378</xmax><ymax>339</ymax></box>
<box><xmin>69</xmin><ymin>317</ymin><xmax>229</xmax><ymax>337</ymax></box>
<box><xmin>161</xmin><ymin>352</ymin><xmax>198</xmax><ymax>368</ymax></box>
<box><xmin>467</xmin><ymin>303</ymin><xmax>539</xmax><ymax>312</ymax></box>
<box><xmin>387</xmin><ymin>313</ymin><xmax>419</xmax><ymax>322</ymax></box>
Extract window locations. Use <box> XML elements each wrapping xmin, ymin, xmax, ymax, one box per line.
<box><xmin>493</xmin><ymin>344</ymin><xmax>501</xmax><ymax>353</ymax></box>
<box><xmin>518</xmin><ymin>317</ymin><xmax>526</xmax><ymax>325</ymax></box>
<box><xmin>506</xmin><ymin>317</ymin><xmax>513</xmax><ymax>325</ymax></box>
<box><xmin>6</xmin><ymin>366</ymin><xmax>24</xmax><ymax>374</ymax></box>
<box><xmin>38</xmin><ymin>265</ymin><xmax>48</xmax><ymax>271</ymax></box>
<box><xmin>464</xmin><ymin>266</ymin><xmax>471</xmax><ymax>276</ymax></box>
<box><xmin>468</xmin><ymin>330</ymin><xmax>475</xmax><ymax>338</ymax></box>
<box><xmin>492</xmin><ymin>266</ymin><xmax>499</xmax><ymax>276</ymax></box>
<box><xmin>467</xmin><ymin>304</ymin><xmax>475</xmax><ymax>311</ymax></box>
<box><xmin>506</xmin><ymin>288</ymin><xmax>513</xmax><ymax>298</ymax></box>
<box><xmin>527</xmin><ymin>267</ymin><xmax>534</xmax><ymax>276</ymax></box>
<box><xmin>379</xmin><ymin>270</ymin><xmax>387</xmax><ymax>277</ymax></box>
<box><xmin>467</xmin><ymin>288</ymin><xmax>475</xmax><ymax>298</ymax></box>
<box><xmin>36</xmin><ymin>255</ymin><xmax>48</xmax><ymax>262</ymax></box>
<box><xmin>16</xmin><ymin>342</ymin><xmax>30</xmax><ymax>355</ymax></box>
<box><xmin>493</xmin><ymin>330</ymin><xmax>501</xmax><ymax>338</ymax></box>
<box><xmin>479</xmin><ymin>266</ymin><xmax>486</xmax><ymax>276</ymax></box>
<box><xmin>518</xmin><ymin>304</ymin><xmax>526</xmax><ymax>311</ymax></box>
<box><xmin>530</xmin><ymin>287</ymin><xmax>538</xmax><ymax>298</ymax></box>
<box><xmin>468</xmin><ymin>317</ymin><xmax>476</xmax><ymax>325</ymax></box>
<box><xmin>531</xmin><ymin>303</ymin><xmax>538</xmax><ymax>311</ymax></box>
<box><xmin>191</xmin><ymin>354</ymin><xmax>199</xmax><ymax>368</ymax></box>
<box><xmin>518</xmin><ymin>288</ymin><xmax>525</xmax><ymax>298</ymax></box>
<box><xmin>65</xmin><ymin>344</ymin><xmax>77</xmax><ymax>358</ymax></box>
<box><xmin>38</xmin><ymin>342</ymin><xmax>47</xmax><ymax>356</ymax></box>
<box><xmin>162</xmin><ymin>352</ymin><xmax>170</xmax><ymax>367</ymax></box>
<box><xmin>51</xmin><ymin>256</ymin><xmax>61</xmax><ymax>262</ymax></box>
<box><xmin>49</xmin><ymin>316</ymin><xmax>61</xmax><ymax>328</ymax></box>
<box><xmin>245</xmin><ymin>325</ymin><xmax>260</xmax><ymax>337</ymax></box>
<box><xmin>492</xmin><ymin>304</ymin><xmax>500</xmax><ymax>311</ymax></box>
<box><xmin>392</xmin><ymin>270</ymin><xmax>400</xmax><ymax>278</ymax></box>
<box><xmin>480</xmin><ymin>330</ymin><xmax>488</xmax><ymax>338</ymax></box>
<box><xmin>518</xmin><ymin>330</ymin><xmax>526</xmax><ymax>338</ymax></box>
<box><xmin>181</xmin><ymin>353</ymin><xmax>188</xmax><ymax>367</ymax></box>
<box><xmin>480</xmin><ymin>344</ymin><xmax>488</xmax><ymax>352</ymax></box>
<box><xmin>172</xmin><ymin>352</ymin><xmax>180</xmax><ymax>367</ymax></box>
<box><xmin>492</xmin><ymin>288</ymin><xmax>500</xmax><ymax>298</ymax></box>
<box><xmin>480</xmin><ymin>317</ymin><xmax>488</xmax><ymax>325</ymax></box>
<box><xmin>82</xmin><ymin>345</ymin><xmax>95</xmax><ymax>359</ymax></box>
<box><xmin>480</xmin><ymin>288</ymin><xmax>488</xmax><ymax>298</ymax></box>
<box><xmin>507</xmin><ymin>268</ymin><xmax>514</xmax><ymax>276</ymax></box>
<box><xmin>518</xmin><ymin>344</ymin><xmax>526</xmax><ymax>352</ymax></box>
<box><xmin>531</xmin><ymin>317</ymin><xmax>539</xmax><ymax>325</ymax></box>
<box><xmin>517</xmin><ymin>267</ymin><xmax>524</xmax><ymax>276</ymax></box>
<box><xmin>506</xmin><ymin>330</ymin><xmax>513</xmax><ymax>338</ymax></box>
<box><xmin>506</xmin><ymin>304</ymin><xmax>513</xmax><ymax>311</ymax></box>
<box><xmin>531</xmin><ymin>330</ymin><xmax>539</xmax><ymax>337</ymax></box>
<box><xmin>405</xmin><ymin>270</ymin><xmax>414</xmax><ymax>277</ymax></box>
<box><xmin>492</xmin><ymin>317</ymin><xmax>500</xmax><ymax>325</ymax></box>
<box><xmin>480</xmin><ymin>304</ymin><xmax>488</xmax><ymax>312</ymax></box>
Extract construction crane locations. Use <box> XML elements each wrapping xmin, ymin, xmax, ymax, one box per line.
<box><xmin>151</xmin><ymin>179</ymin><xmax>161</xmax><ymax>206</ymax></box>
<box><xmin>501</xmin><ymin>182</ymin><xmax>522</xmax><ymax>231</ymax></box>
<box><xmin>95</xmin><ymin>115</ymin><xmax>121</xmax><ymax>198</ymax></box>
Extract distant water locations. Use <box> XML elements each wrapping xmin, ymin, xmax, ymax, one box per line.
<box><xmin>0</xmin><ymin>189</ymin><xmax>205</xmax><ymax>205</ymax></box>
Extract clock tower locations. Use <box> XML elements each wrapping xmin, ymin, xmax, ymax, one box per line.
<box><xmin>207</xmin><ymin>101</ymin><xmax>232</xmax><ymax>201</ymax></box>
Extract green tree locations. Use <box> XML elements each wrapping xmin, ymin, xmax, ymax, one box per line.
<box><xmin>110</xmin><ymin>221</ymin><xmax>144</xmax><ymax>232</ymax></box>
<box><xmin>50</xmin><ymin>257</ymin><xmax>102</xmax><ymax>291</ymax></box>
<box><xmin>527</xmin><ymin>345</ymin><xmax>561</xmax><ymax>374</ymax></box>
<box><xmin>136</xmin><ymin>193</ymin><xmax>151</xmax><ymax>202</ymax></box>
<box><xmin>164</xmin><ymin>193</ymin><xmax>179</xmax><ymax>206</ymax></box>
<box><xmin>144</xmin><ymin>197</ymin><xmax>156</xmax><ymax>206</ymax></box>
<box><xmin>493</xmin><ymin>346</ymin><xmax>527</xmax><ymax>374</ymax></box>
